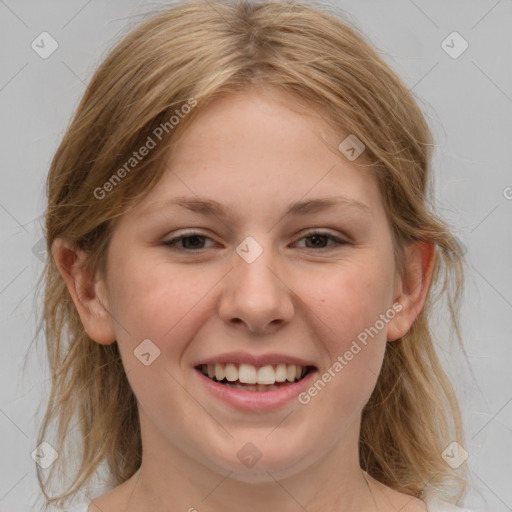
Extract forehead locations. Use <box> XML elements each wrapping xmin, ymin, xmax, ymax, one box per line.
<box><xmin>125</xmin><ymin>88</ymin><xmax>385</xmax><ymax>225</ymax></box>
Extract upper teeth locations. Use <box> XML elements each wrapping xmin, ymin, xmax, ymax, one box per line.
<box><xmin>200</xmin><ymin>363</ymin><xmax>308</xmax><ymax>385</ymax></box>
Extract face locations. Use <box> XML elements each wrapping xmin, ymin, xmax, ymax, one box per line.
<box><xmin>86</xmin><ymin>89</ymin><xmax>406</xmax><ymax>482</ymax></box>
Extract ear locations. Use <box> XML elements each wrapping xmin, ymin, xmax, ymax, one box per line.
<box><xmin>387</xmin><ymin>241</ymin><xmax>436</xmax><ymax>342</ymax></box>
<box><xmin>51</xmin><ymin>238</ymin><xmax>116</xmax><ymax>345</ymax></box>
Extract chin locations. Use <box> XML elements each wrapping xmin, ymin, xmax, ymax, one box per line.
<box><xmin>208</xmin><ymin>449</ymin><xmax>310</xmax><ymax>484</ymax></box>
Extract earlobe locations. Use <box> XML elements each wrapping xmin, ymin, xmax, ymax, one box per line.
<box><xmin>386</xmin><ymin>241</ymin><xmax>436</xmax><ymax>342</ymax></box>
<box><xmin>51</xmin><ymin>238</ymin><xmax>117</xmax><ymax>345</ymax></box>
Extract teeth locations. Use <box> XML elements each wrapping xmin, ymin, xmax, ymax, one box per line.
<box><xmin>215</xmin><ymin>363</ymin><xmax>225</xmax><ymax>381</ymax></box>
<box><xmin>275</xmin><ymin>364</ymin><xmax>288</xmax><ymax>382</ymax></box>
<box><xmin>286</xmin><ymin>365</ymin><xmax>297</xmax><ymax>382</ymax></box>
<box><xmin>200</xmin><ymin>363</ymin><xmax>309</xmax><ymax>385</ymax></box>
<box><xmin>239</xmin><ymin>364</ymin><xmax>257</xmax><ymax>384</ymax></box>
<box><xmin>224</xmin><ymin>363</ymin><xmax>238</xmax><ymax>382</ymax></box>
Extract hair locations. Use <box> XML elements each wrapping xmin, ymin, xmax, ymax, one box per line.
<box><xmin>32</xmin><ymin>0</ymin><xmax>471</xmax><ymax>509</ymax></box>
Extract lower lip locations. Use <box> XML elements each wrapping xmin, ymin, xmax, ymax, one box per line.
<box><xmin>194</xmin><ymin>368</ymin><xmax>317</xmax><ymax>412</ymax></box>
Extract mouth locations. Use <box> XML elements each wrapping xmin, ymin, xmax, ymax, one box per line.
<box><xmin>194</xmin><ymin>363</ymin><xmax>316</xmax><ymax>392</ymax></box>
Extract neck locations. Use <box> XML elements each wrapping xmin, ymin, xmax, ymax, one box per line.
<box><xmin>116</xmin><ymin>413</ymin><xmax>378</xmax><ymax>512</ymax></box>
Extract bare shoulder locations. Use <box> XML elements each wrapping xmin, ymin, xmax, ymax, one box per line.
<box><xmin>88</xmin><ymin>488</ymin><xmax>125</xmax><ymax>512</ymax></box>
<box><xmin>365</xmin><ymin>474</ymin><xmax>428</xmax><ymax>512</ymax></box>
<box><xmin>365</xmin><ymin>474</ymin><xmax>480</xmax><ymax>512</ymax></box>
<box><xmin>386</xmin><ymin>490</ymin><xmax>428</xmax><ymax>512</ymax></box>
<box><xmin>374</xmin><ymin>484</ymin><xmax>474</xmax><ymax>512</ymax></box>
<box><xmin>88</xmin><ymin>472</ymin><xmax>141</xmax><ymax>512</ymax></box>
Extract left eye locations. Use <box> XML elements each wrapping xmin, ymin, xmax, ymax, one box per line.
<box><xmin>163</xmin><ymin>232</ymin><xmax>216</xmax><ymax>250</ymax></box>
<box><xmin>295</xmin><ymin>231</ymin><xmax>348</xmax><ymax>250</ymax></box>
<box><xmin>162</xmin><ymin>230</ymin><xmax>348</xmax><ymax>251</ymax></box>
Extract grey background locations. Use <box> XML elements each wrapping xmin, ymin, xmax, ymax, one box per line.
<box><xmin>0</xmin><ymin>0</ymin><xmax>511</xmax><ymax>511</ymax></box>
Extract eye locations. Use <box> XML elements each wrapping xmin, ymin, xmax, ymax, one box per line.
<box><xmin>162</xmin><ymin>229</ymin><xmax>348</xmax><ymax>252</ymax></box>
<box><xmin>294</xmin><ymin>230</ymin><xmax>349</xmax><ymax>251</ymax></box>
<box><xmin>162</xmin><ymin>231</ymin><xmax>214</xmax><ymax>250</ymax></box>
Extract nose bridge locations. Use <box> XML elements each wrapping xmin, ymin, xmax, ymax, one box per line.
<box><xmin>218</xmin><ymin>233</ymin><xmax>294</xmax><ymax>333</ymax></box>
<box><xmin>233</xmin><ymin>234</ymin><xmax>282</xmax><ymax>293</ymax></box>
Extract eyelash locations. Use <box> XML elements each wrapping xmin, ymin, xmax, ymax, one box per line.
<box><xmin>162</xmin><ymin>230</ymin><xmax>349</xmax><ymax>252</ymax></box>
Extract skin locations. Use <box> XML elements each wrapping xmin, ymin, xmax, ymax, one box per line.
<box><xmin>53</xmin><ymin>88</ymin><xmax>435</xmax><ymax>512</ymax></box>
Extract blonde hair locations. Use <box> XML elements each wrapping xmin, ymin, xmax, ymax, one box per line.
<box><xmin>33</xmin><ymin>0</ymin><xmax>470</xmax><ymax>509</ymax></box>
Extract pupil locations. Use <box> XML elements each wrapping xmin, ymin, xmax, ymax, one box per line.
<box><xmin>308</xmin><ymin>234</ymin><xmax>327</xmax><ymax>248</ymax></box>
<box><xmin>184</xmin><ymin>235</ymin><xmax>203</xmax><ymax>249</ymax></box>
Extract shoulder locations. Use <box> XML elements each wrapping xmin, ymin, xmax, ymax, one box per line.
<box><xmin>425</xmin><ymin>497</ymin><xmax>487</xmax><ymax>512</ymax></box>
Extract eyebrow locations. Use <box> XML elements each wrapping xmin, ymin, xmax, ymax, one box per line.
<box><xmin>142</xmin><ymin>195</ymin><xmax>372</xmax><ymax>221</ymax></box>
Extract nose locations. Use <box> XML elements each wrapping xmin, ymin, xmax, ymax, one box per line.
<box><xmin>217</xmin><ymin>240</ymin><xmax>295</xmax><ymax>335</ymax></box>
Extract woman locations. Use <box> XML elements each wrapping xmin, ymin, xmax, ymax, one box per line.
<box><xmin>36</xmin><ymin>1</ymin><xmax>477</xmax><ymax>510</ymax></box>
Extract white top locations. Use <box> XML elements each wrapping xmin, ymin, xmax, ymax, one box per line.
<box><xmin>66</xmin><ymin>506</ymin><xmax>88</xmax><ymax>512</ymax></box>
<box><xmin>426</xmin><ymin>498</ymin><xmax>482</xmax><ymax>511</ymax></box>
<box><xmin>65</xmin><ymin>498</ymin><xmax>484</xmax><ymax>512</ymax></box>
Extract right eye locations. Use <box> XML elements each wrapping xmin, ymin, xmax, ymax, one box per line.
<box><xmin>162</xmin><ymin>231</ymin><xmax>216</xmax><ymax>251</ymax></box>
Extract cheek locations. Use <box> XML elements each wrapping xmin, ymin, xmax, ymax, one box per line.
<box><xmin>107</xmin><ymin>260</ymin><xmax>214</xmax><ymax>408</ymax></box>
<box><xmin>106</xmin><ymin>255</ymin><xmax>211</xmax><ymax>348</ymax></box>
<box><xmin>307</xmin><ymin>257</ymin><xmax>395</xmax><ymax>347</ymax></box>
<box><xmin>296</xmin><ymin>255</ymin><xmax>394</xmax><ymax>406</ymax></box>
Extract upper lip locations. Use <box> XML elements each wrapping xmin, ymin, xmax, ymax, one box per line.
<box><xmin>193</xmin><ymin>351</ymin><xmax>317</xmax><ymax>369</ymax></box>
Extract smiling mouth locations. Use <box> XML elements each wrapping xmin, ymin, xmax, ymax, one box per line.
<box><xmin>195</xmin><ymin>363</ymin><xmax>315</xmax><ymax>392</ymax></box>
